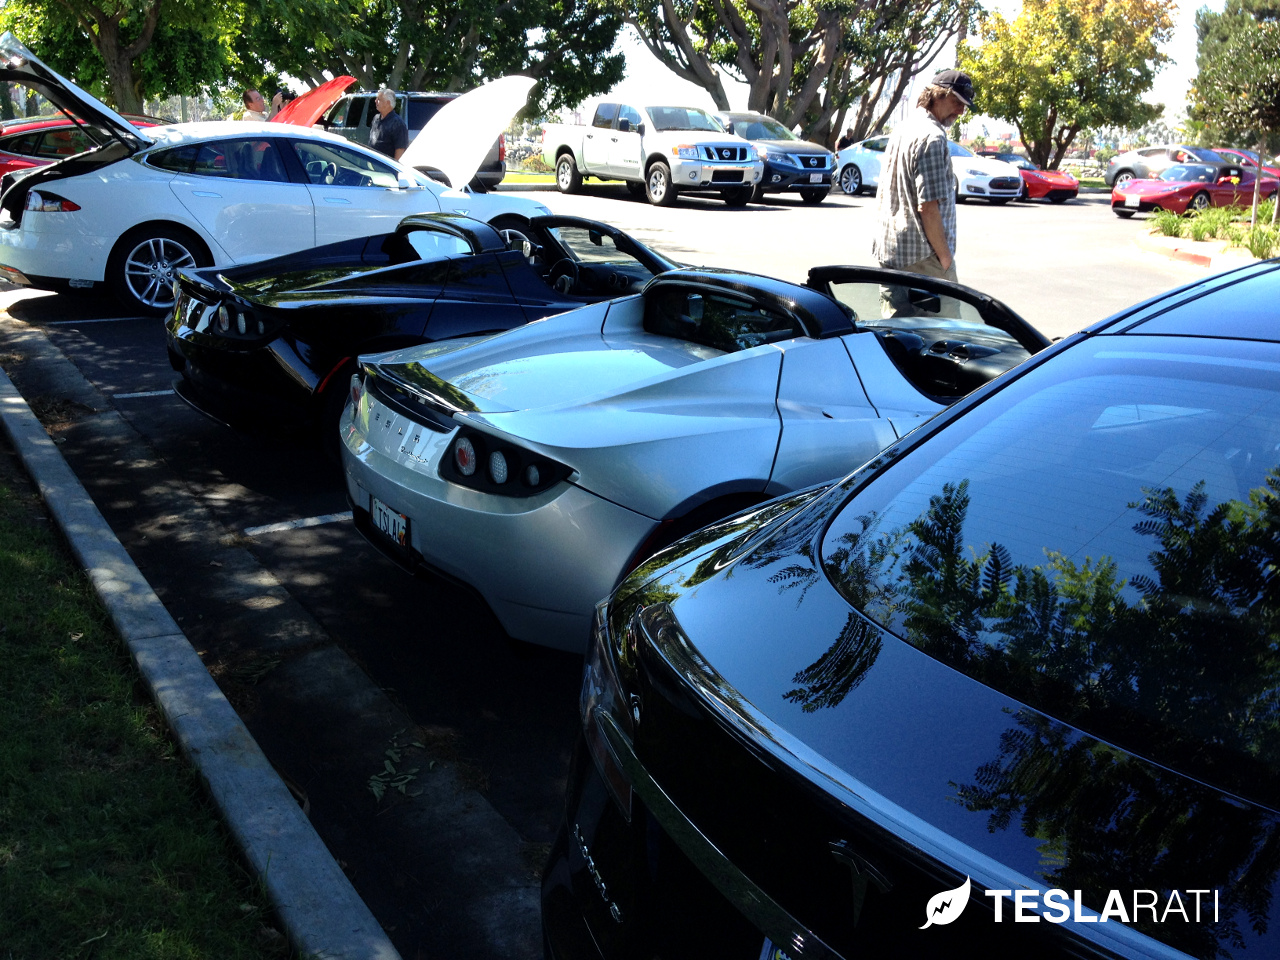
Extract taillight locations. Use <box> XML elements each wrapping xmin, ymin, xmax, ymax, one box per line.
<box><xmin>348</xmin><ymin>373</ymin><xmax>364</xmax><ymax>420</ymax></box>
<box><xmin>498</xmin><ymin>137</ymin><xmax>506</xmax><ymax>162</ymax></box>
<box><xmin>24</xmin><ymin>191</ymin><xmax>80</xmax><ymax>212</ymax></box>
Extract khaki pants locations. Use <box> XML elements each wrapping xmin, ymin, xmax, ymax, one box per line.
<box><xmin>879</xmin><ymin>254</ymin><xmax>959</xmax><ymax>318</ymax></box>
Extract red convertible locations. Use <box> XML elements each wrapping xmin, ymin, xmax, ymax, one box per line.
<box><xmin>1111</xmin><ymin>162</ymin><xmax>1277</xmax><ymax>217</ymax></box>
<box><xmin>978</xmin><ymin>151</ymin><xmax>1079</xmax><ymax>202</ymax></box>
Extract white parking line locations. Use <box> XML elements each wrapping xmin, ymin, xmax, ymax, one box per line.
<box><xmin>48</xmin><ymin>316</ymin><xmax>151</xmax><ymax>324</ymax></box>
<box><xmin>244</xmin><ymin>512</ymin><xmax>353</xmax><ymax>537</ymax></box>
<box><xmin>113</xmin><ymin>389</ymin><xmax>174</xmax><ymax>399</ymax></box>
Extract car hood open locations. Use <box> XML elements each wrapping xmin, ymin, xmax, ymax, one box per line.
<box><xmin>0</xmin><ymin>32</ymin><xmax>151</xmax><ymax>153</ymax></box>
<box><xmin>273</xmin><ymin>75</ymin><xmax>356</xmax><ymax>128</ymax></box>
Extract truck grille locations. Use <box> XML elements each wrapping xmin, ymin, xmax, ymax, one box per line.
<box><xmin>797</xmin><ymin>154</ymin><xmax>828</xmax><ymax>169</ymax></box>
<box><xmin>702</xmin><ymin>145</ymin><xmax>748</xmax><ymax>162</ymax></box>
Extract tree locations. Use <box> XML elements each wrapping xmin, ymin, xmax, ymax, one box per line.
<box><xmin>235</xmin><ymin>0</ymin><xmax>625</xmax><ymax>117</ymax></box>
<box><xmin>0</xmin><ymin>0</ymin><xmax>235</xmax><ymax>114</ymax></box>
<box><xmin>958</xmin><ymin>0</ymin><xmax>1175</xmax><ymax>170</ymax></box>
<box><xmin>1190</xmin><ymin>2</ymin><xmax>1280</xmax><ymax>224</ymax></box>
<box><xmin>618</xmin><ymin>0</ymin><xmax>973</xmax><ymax>145</ymax></box>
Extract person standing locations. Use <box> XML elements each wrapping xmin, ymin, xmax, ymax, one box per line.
<box><xmin>241</xmin><ymin>90</ymin><xmax>268</xmax><ymax>122</ymax></box>
<box><xmin>368</xmin><ymin>87</ymin><xmax>408</xmax><ymax>161</ymax></box>
<box><xmin>836</xmin><ymin>127</ymin><xmax>856</xmax><ymax>150</ymax></box>
<box><xmin>871</xmin><ymin>69</ymin><xmax>974</xmax><ymax>313</ymax></box>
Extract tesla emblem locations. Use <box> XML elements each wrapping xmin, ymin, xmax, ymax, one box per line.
<box><xmin>830</xmin><ymin>840</ymin><xmax>892</xmax><ymax>927</ymax></box>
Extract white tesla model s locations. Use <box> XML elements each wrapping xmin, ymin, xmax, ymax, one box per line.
<box><xmin>0</xmin><ymin>33</ymin><xmax>549</xmax><ymax>314</ymax></box>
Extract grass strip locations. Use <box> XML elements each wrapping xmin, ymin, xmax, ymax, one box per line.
<box><xmin>0</xmin><ymin>440</ymin><xmax>282</xmax><ymax>960</ymax></box>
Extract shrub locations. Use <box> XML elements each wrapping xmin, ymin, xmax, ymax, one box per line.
<box><xmin>1193</xmin><ymin>206</ymin><xmax>1237</xmax><ymax>239</ymax></box>
<box><xmin>1095</xmin><ymin>147</ymin><xmax>1118</xmax><ymax>166</ymax></box>
<box><xmin>1187</xmin><ymin>216</ymin><xmax>1214</xmax><ymax>241</ymax></box>
<box><xmin>1244</xmin><ymin>225</ymin><xmax>1279</xmax><ymax>259</ymax></box>
<box><xmin>1150</xmin><ymin>209</ymin><xmax>1185</xmax><ymax>237</ymax></box>
<box><xmin>520</xmin><ymin>155</ymin><xmax>552</xmax><ymax>174</ymax></box>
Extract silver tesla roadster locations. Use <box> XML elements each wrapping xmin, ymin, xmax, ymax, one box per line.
<box><xmin>339</xmin><ymin>265</ymin><xmax>1049</xmax><ymax>652</ymax></box>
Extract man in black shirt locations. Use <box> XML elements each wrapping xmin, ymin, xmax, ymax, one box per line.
<box><xmin>369</xmin><ymin>87</ymin><xmax>408</xmax><ymax>161</ymax></box>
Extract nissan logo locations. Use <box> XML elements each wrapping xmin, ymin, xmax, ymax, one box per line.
<box><xmin>720</xmin><ymin>149</ymin><xmax>731</xmax><ymax>159</ymax></box>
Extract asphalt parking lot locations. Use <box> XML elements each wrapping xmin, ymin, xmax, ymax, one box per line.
<box><xmin>0</xmin><ymin>187</ymin><xmax>1218</xmax><ymax>958</ymax></box>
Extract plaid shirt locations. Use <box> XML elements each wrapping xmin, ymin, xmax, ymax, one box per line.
<box><xmin>871</xmin><ymin>108</ymin><xmax>957</xmax><ymax>268</ymax></box>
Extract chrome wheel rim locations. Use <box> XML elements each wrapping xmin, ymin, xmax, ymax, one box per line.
<box><xmin>1115</xmin><ymin>172</ymin><xmax>1133</xmax><ymax>187</ymax></box>
<box><xmin>123</xmin><ymin>237</ymin><xmax>195</xmax><ymax>309</ymax></box>
<box><xmin>840</xmin><ymin>165</ymin><xmax>860</xmax><ymax>194</ymax></box>
<box><xmin>648</xmin><ymin>167</ymin><xmax>667</xmax><ymax>201</ymax></box>
<box><xmin>556</xmin><ymin>159</ymin><xmax>573</xmax><ymax>189</ymax></box>
<box><xmin>1191</xmin><ymin>193</ymin><xmax>1210</xmax><ymax>211</ymax></box>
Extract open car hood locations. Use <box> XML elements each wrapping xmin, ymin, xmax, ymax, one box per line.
<box><xmin>273</xmin><ymin>75</ymin><xmax>356</xmax><ymax>128</ymax></box>
<box><xmin>400</xmin><ymin>75</ymin><xmax>535</xmax><ymax>192</ymax></box>
<box><xmin>0</xmin><ymin>32</ymin><xmax>151</xmax><ymax>153</ymax></box>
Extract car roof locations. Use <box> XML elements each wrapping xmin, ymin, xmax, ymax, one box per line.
<box><xmin>141</xmin><ymin>120</ymin><xmax>369</xmax><ymax>147</ymax></box>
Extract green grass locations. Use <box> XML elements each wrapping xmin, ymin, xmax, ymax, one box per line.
<box><xmin>1078</xmin><ymin>176</ymin><xmax>1107</xmax><ymax>190</ymax></box>
<box><xmin>0</xmin><ymin>453</ymin><xmax>282</xmax><ymax>959</ymax></box>
<box><xmin>501</xmin><ymin>171</ymin><xmax>555</xmax><ymax>184</ymax></box>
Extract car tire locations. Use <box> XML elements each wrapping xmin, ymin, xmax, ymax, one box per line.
<box><xmin>555</xmin><ymin>154</ymin><xmax>581</xmax><ymax>193</ymax></box>
<box><xmin>750</xmin><ymin>183</ymin><xmax>766</xmax><ymax>203</ymax></box>
<box><xmin>489</xmin><ymin>215</ymin><xmax>534</xmax><ymax>252</ymax></box>
<box><xmin>1114</xmin><ymin>209</ymin><xmax>1135</xmax><ymax>219</ymax></box>
<box><xmin>107</xmin><ymin>224</ymin><xmax>211</xmax><ymax>316</ymax></box>
<box><xmin>1113</xmin><ymin>170</ymin><xmax>1135</xmax><ymax>187</ymax></box>
<box><xmin>839</xmin><ymin>164</ymin><xmax>862</xmax><ymax>196</ymax></box>
<box><xmin>721</xmin><ymin>186</ymin><xmax>751</xmax><ymax>207</ymax></box>
<box><xmin>646</xmin><ymin>161</ymin><xmax>677</xmax><ymax>206</ymax></box>
<box><xmin>1190</xmin><ymin>191</ymin><xmax>1211</xmax><ymax>212</ymax></box>
<box><xmin>626</xmin><ymin>180</ymin><xmax>645</xmax><ymax>198</ymax></box>
<box><xmin>800</xmin><ymin>188</ymin><xmax>828</xmax><ymax>204</ymax></box>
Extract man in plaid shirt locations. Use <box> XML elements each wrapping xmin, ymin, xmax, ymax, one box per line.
<box><xmin>872</xmin><ymin>70</ymin><xmax>974</xmax><ymax>315</ymax></box>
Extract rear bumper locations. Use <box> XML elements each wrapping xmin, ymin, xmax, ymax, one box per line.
<box><xmin>0</xmin><ymin>213</ymin><xmax>110</xmax><ymax>284</ymax></box>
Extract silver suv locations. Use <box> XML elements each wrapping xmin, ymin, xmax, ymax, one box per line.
<box><xmin>321</xmin><ymin>90</ymin><xmax>505</xmax><ymax>190</ymax></box>
<box><xmin>1104</xmin><ymin>144</ymin><xmax>1224</xmax><ymax>187</ymax></box>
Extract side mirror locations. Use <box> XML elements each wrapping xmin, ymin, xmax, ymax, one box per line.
<box><xmin>588</xmin><ymin>230</ymin><xmax>603</xmax><ymax>246</ymax></box>
<box><xmin>635</xmin><ymin>123</ymin><xmax>646</xmax><ymax>137</ymax></box>
<box><xmin>397</xmin><ymin>175</ymin><xmax>422</xmax><ymax>191</ymax></box>
<box><xmin>908</xmin><ymin>288</ymin><xmax>942</xmax><ymax>314</ymax></box>
<box><xmin>617</xmin><ymin>118</ymin><xmax>631</xmax><ymax>133</ymax></box>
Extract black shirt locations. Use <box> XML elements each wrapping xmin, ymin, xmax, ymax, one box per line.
<box><xmin>369</xmin><ymin>109</ymin><xmax>409</xmax><ymax>159</ymax></box>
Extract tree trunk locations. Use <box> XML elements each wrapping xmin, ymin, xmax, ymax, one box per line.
<box><xmin>0</xmin><ymin>83</ymin><xmax>14</xmax><ymax>121</ymax></box>
<box><xmin>55</xmin><ymin>0</ymin><xmax>162</xmax><ymax>114</ymax></box>
<box><xmin>1252</xmin><ymin>139</ymin><xmax>1264</xmax><ymax>227</ymax></box>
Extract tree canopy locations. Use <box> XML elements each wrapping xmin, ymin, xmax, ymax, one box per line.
<box><xmin>1190</xmin><ymin>0</ymin><xmax>1280</xmax><ymax>156</ymax></box>
<box><xmin>618</xmin><ymin>0</ymin><xmax>974</xmax><ymax>145</ymax></box>
<box><xmin>958</xmin><ymin>0</ymin><xmax>1175</xmax><ymax>170</ymax></box>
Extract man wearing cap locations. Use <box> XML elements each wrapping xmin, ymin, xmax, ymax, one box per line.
<box><xmin>871</xmin><ymin>69</ymin><xmax>974</xmax><ymax>315</ymax></box>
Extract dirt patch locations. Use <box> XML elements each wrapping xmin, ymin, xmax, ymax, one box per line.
<box><xmin>27</xmin><ymin>394</ymin><xmax>96</xmax><ymax>427</ymax></box>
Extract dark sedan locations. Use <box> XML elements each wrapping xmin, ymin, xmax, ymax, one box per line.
<box><xmin>166</xmin><ymin>213</ymin><xmax>676</xmax><ymax>446</ymax></box>
<box><xmin>717</xmin><ymin>112</ymin><xmax>834</xmax><ymax>204</ymax></box>
<box><xmin>543</xmin><ymin>259</ymin><xmax>1280</xmax><ymax>959</ymax></box>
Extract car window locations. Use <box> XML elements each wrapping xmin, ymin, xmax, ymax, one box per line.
<box><xmin>1138</xmin><ymin>147</ymin><xmax>1165</xmax><ymax>158</ymax></box>
<box><xmin>644</xmin><ymin>287</ymin><xmax>804</xmax><ymax>352</ymax></box>
<box><xmin>821</xmin><ymin>335</ymin><xmax>1280</xmax><ymax>804</ymax></box>
<box><xmin>145</xmin><ymin>144</ymin><xmax>199</xmax><ymax>173</ymax></box>
<box><xmin>324</xmin><ymin>101</ymin><xmax>348</xmax><ymax>126</ymax></box>
<box><xmin>343</xmin><ymin>97</ymin><xmax>372</xmax><ymax>128</ymax></box>
<box><xmin>617</xmin><ymin>105</ymin><xmax>643</xmax><ymax>130</ymax></box>
<box><xmin>866</xmin><ymin>138</ymin><xmax>887</xmax><ymax>152</ymax></box>
<box><xmin>290</xmin><ymin>139</ymin><xmax>398</xmax><ymax>187</ymax></box>
<box><xmin>824</xmin><ymin>277</ymin><xmax>987</xmax><ymax>328</ymax></box>
<box><xmin>948</xmin><ymin>141</ymin><xmax>974</xmax><ymax>157</ymax></box>
<box><xmin>649</xmin><ymin>106</ymin><xmax>723</xmax><ymax>132</ymax></box>
<box><xmin>1160</xmin><ymin>164</ymin><xmax>1215</xmax><ymax>183</ymax></box>
<box><xmin>406</xmin><ymin>100</ymin><xmax>444</xmax><ymax>131</ymax></box>
<box><xmin>592</xmin><ymin>103</ymin><xmax>618</xmax><ymax>129</ymax></box>
<box><xmin>35</xmin><ymin>128</ymin><xmax>95</xmax><ymax>158</ymax></box>
<box><xmin>404</xmin><ymin>228</ymin><xmax>474</xmax><ymax>259</ymax></box>
<box><xmin>192</xmin><ymin>139</ymin><xmax>291</xmax><ymax>182</ymax></box>
<box><xmin>0</xmin><ymin>133</ymin><xmax>40</xmax><ymax>156</ymax></box>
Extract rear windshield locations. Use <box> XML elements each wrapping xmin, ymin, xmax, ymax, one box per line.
<box><xmin>821</xmin><ymin>335</ymin><xmax>1280</xmax><ymax>808</ymax></box>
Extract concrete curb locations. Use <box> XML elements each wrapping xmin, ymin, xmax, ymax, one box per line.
<box><xmin>1134</xmin><ymin>230</ymin><xmax>1261</xmax><ymax>271</ymax></box>
<box><xmin>0</xmin><ymin>366</ymin><xmax>401</xmax><ymax>960</ymax></box>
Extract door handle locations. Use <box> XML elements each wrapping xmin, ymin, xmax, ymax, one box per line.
<box><xmin>191</xmin><ymin>191</ymin><xmax>221</xmax><ymax>198</ymax></box>
<box><xmin>322</xmin><ymin>197</ymin><xmax>352</xmax><ymax>204</ymax></box>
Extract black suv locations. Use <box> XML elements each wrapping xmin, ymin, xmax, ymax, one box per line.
<box><xmin>320</xmin><ymin>90</ymin><xmax>505</xmax><ymax>190</ymax></box>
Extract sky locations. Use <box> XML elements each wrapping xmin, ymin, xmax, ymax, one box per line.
<box><xmin>589</xmin><ymin>2</ymin><xmax>1224</xmax><ymax>133</ymax></box>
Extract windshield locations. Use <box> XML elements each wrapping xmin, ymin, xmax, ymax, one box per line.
<box><xmin>732</xmin><ymin>116</ymin><xmax>796</xmax><ymax>141</ymax></box>
<box><xmin>948</xmin><ymin>141</ymin><xmax>975</xmax><ymax>158</ymax></box>
<box><xmin>1160</xmin><ymin>163</ymin><xmax>1216</xmax><ymax>183</ymax></box>
<box><xmin>820</xmin><ymin>334</ymin><xmax>1280</xmax><ymax>810</ymax></box>
<box><xmin>649</xmin><ymin>106</ymin><xmax>724</xmax><ymax>133</ymax></box>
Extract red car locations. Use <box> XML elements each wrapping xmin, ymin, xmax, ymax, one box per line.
<box><xmin>1214</xmin><ymin>147</ymin><xmax>1280</xmax><ymax>179</ymax></box>
<box><xmin>978</xmin><ymin>150</ymin><xmax>1078</xmax><ymax>203</ymax></box>
<box><xmin>0</xmin><ymin>112</ymin><xmax>164</xmax><ymax>176</ymax></box>
<box><xmin>1110</xmin><ymin>161</ymin><xmax>1277</xmax><ymax>217</ymax></box>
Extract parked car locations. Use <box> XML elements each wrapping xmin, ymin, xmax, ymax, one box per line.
<box><xmin>715</xmin><ymin>111</ymin><xmax>833</xmax><ymax>204</ymax></box>
<box><xmin>1213</xmin><ymin>147</ymin><xmax>1280</xmax><ymax>180</ymax></box>
<box><xmin>543</xmin><ymin>258</ymin><xmax>1280</xmax><ymax>960</ymax></box>
<box><xmin>950</xmin><ymin>141</ymin><xmax>1023</xmax><ymax>203</ymax></box>
<box><xmin>1104</xmin><ymin>144</ymin><xmax>1224</xmax><ymax>187</ymax></box>
<box><xmin>320</xmin><ymin>89</ymin><xmax>506</xmax><ymax>190</ymax></box>
<box><xmin>340</xmin><ymin>265</ymin><xmax>1048</xmax><ymax>652</ymax></box>
<box><xmin>166</xmin><ymin>213</ymin><xmax>676</xmax><ymax>446</ymax></box>
<box><xmin>999</xmin><ymin>156</ymin><xmax>1079</xmax><ymax>204</ymax></box>
<box><xmin>834</xmin><ymin>134</ymin><xmax>887</xmax><ymax>196</ymax></box>
<box><xmin>0</xmin><ymin>111</ymin><xmax>166</xmax><ymax>176</ymax></box>
<box><xmin>0</xmin><ymin>33</ymin><xmax>549</xmax><ymax>314</ymax></box>
<box><xmin>542</xmin><ymin>103</ymin><xmax>763</xmax><ymax>206</ymax></box>
<box><xmin>1110</xmin><ymin>161</ymin><xmax>1277</xmax><ymax>217</ymax></box>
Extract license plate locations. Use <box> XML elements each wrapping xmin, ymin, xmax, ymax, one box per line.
<box><xmin>809</xmin><ymin>173</ymin><xmax>824</xmax><ymax>183</ymax></box>
<box><xmin>371</xmin><ymin>496</ymin><xmax>408</xmax><ymax>548</ymax></box>
<box><xmin>1124</xmin><ymin>194</ymin><xmax>1140</xmax><ymax>208</ymax></box>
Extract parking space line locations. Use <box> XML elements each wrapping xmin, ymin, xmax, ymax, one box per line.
<box><xmin>244</xmin><ymin>512</ymin><xmax>353</xmax><ymax>537</ymax></box>
<box><xmin>113</xmin><ymin>389</ymin><xmax>174</xmax><ymax>399</ymax></box>
<box><xmin>48</xmin><ymin>316</ymin><xmax>151</xmax><ymax>324</ymax></box>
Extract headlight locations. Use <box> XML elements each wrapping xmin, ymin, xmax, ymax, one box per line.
<box><xmin>965</xmin><ymin>167</ymin><xmax>986</xmax><ymax>177</ymax></box>
<box><xmin>752</xmin><ymin>144</ymin><xmax>768</xmax><ymax>160</ymax></box>
<box><xmin>671</xmin><ymin>144</ymin><xmax>700</xmax><ymax>159</ymax></box>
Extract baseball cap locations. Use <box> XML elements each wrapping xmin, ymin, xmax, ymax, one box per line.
<box><xmin>933</xmin><ymin>69</ymin><xmax>975</xmax><ymax>109</ymax></box>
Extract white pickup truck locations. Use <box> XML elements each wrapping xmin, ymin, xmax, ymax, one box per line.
<box><xmin>543</xmin><ymin>103</ymin><xmax>764</xmax><ymax>207</ymax></box>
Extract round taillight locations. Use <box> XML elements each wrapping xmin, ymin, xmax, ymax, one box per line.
<box><xmin>236</xmin><ymin>311</ymin><xmax>247</xmax><ymax>335</ymax></box>
<box><xmin>524</xmin><ymin>464</ymin><xmax>540</xmax><ymax>487</ymax></box>
<box><xmin>217</xmin><ymin>304</ymin><xmax>230</xmax><ymax>332</ymax></box>
<box><xmin>454</xmin><ymin>437</ymin><xmax>476</xmax><ymax>476</ymax></box>
<box><xmin>489</xmin><ymin>450</ymin><xmax>508</xmax><ymax>484</ymax></box>
<box><xmin>349</xmin><ymin>373</ymin><xmax>363</xmax><ymax>409</ymax></box>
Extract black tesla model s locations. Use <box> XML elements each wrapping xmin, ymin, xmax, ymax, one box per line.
<box><xmin>543</xmin><ymin>259</ymin><xmax>1280</xmax><ymax>959</ymax></box>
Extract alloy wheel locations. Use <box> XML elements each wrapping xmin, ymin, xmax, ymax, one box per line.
<box><xmin>123</xmin><ymin>236</ymin><xmax>196</xmax><ymax>310</ymax></box>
